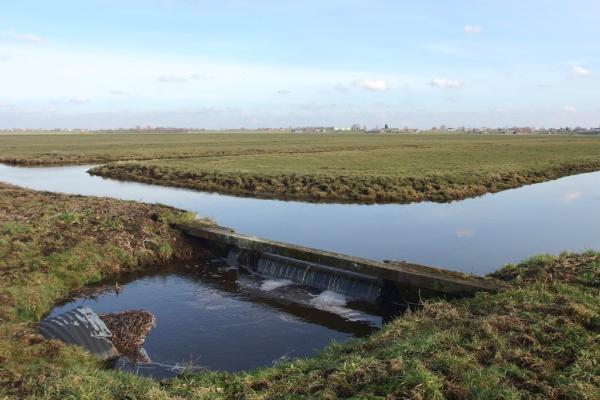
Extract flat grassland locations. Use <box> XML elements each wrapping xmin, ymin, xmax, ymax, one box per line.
<box><xmin>1</xmin><ymin>183</ymin><xmax>598</xmax><ymax>399</ymax></box>
<box><xmin>3</xmin><ymin>132</ymin><xmax>600</xmax><ymax>203</ymax></box>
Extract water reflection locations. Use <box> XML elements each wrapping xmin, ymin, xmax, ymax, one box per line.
<box><xmin>48</xmin><ymin>261</ymin><xmax>380</xmax><ymax>372</ymax></box>
<box><xmin>2</xmin><ymin>163</ymin><xmax>600</xmax><ymax>275</ymax></box>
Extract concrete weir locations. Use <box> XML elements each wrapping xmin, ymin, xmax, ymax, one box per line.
<box><xmin>174</xmin><ymin>222</ymin><xmax>501</xmax><ymax>303</ymax></box>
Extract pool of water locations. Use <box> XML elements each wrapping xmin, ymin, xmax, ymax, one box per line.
<box><xmin>2</xmin><ymin>163</ymin><xmax>600</xmax><ymax>275</ymax></box>
<box><xmin>48</xmin><ymin>260</ymin><xmax>381</xmax><ymax>372</ymax></box>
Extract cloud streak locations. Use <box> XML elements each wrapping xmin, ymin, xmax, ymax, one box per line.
<box><xmin>571</xmin><ymin>65</ymin><xmax>591</xmax><ymax>77</ymax></box>
<box><xmin>354</xmin><ymin>79</ymin><xmax>388</xmax><ymax>92</ymax></box>
<box><xmin>464</xmin><ymin>25</ymin><xmax>483</xmax><ymax>34</ymax></box>
<box><xmin>1</xmin><ymin>28</ymin><xmax>48</xmax><ymax>44</ymax></box>
<box><xmin>456</xmin><ymin>228</ymin><xmax>474</xmax><ymax>238</ymax></box>
<box><xmin>158</xmin><ymin>73</ymin><xmax>217</xmax><ymax>83</ymax></box>
<box><xmin>157</xmin><ymin>75</ymin><xmax>189</xmax><ymax>83</ymax></box>
<box><xmin>69</xmin><ymin>96</ymin><xmax>90</xmax><ymax>104</ymax></box>
<box><xmin>430</xmin><ymin>78</ymin><xmax>464</xmax><ymax>89</ymax></box>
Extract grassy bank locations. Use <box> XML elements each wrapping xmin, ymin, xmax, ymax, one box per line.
<box><xmin>89</xmin><ymin>134</ymin><xmax>600</xmax><ymax>203</ymax></box>
<box><xmin>1</xmin><ymin>185</ymin><xmax>598</xmax><ymax>399</ymax></box>
<box><xmin>0</xmin><ymin>183</ymin><xmax>212</xmax><ymax>397</ymax></box>
<box><xmin>3</xmin><ymin>132</ymin><xmax>600</xmax><ymax>203</ymax></box>
<box><xmin>0</xmin><ymin>132</ymin><xmax>600</xmax><ymax>203</ymax></box>
<box><xmin>91</xmin><ymin>158</ymin><xmax>600</xmax><ymax>204</ymax></box>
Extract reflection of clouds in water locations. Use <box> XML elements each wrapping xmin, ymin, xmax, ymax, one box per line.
<box><xmin>456</xmin><ymin>228</ymin><xmax>474</xmax><ymax>238</ymax></box>
<box><xmin>277</xmin><ymin>313</ymin><xmax>300</xmax><ymax>324</ymax></box>
<box><xmin>564</xmin><ymin>191</ymin><xmax>583</xmax><ymax>203</ymax></box>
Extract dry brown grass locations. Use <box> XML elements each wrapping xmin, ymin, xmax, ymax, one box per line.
<box><xmin>100</xmin><ymin>310</ymin><xmax>156</xmax><ymax>362</ymax></box>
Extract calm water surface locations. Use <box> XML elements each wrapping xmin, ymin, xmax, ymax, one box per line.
<box><xmin>2</xmin><ymin>163</ymin><xmax>600</xmax><ymax>275</ymax></box>
<box><xmin>48</xmin><ymin>262</ymin><xmax>380</xmax><ymax>372</ymax></box>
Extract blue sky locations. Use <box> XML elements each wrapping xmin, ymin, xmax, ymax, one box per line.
<box><xmin>0</xmin><ymin>0</ymin><xmax>599</xmax><ymax>129</ymax></box>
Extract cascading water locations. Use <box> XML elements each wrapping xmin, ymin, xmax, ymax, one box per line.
<box><xmin>226</xmin><ymin>247</ymin><xmax>259</xmax><ymax>270</ymax></box>
<box><xmin>255</xmin><ymin>252</ymin><xmax>382</xmax><ymax>303</ymax></box>
<box><xmin>226</xmin><ymin>248</ymin><xmax>241</xmax><ymax>265</ymax></box>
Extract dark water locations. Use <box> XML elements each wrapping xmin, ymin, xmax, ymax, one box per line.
<box><xmin>2</xmin><ymin>163</ymin><xmax>600</xmax><ymax>275</ymax></box>
<box><xmin>48</xmin><ymin>261</ymin><xmax>380</xmax><ymax>372</ymax></box>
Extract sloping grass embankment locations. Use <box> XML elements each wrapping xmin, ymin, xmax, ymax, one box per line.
<box><xmin>0</xmin><ymin>183</ymin><xmax>598</xmax><ymax>399</ymax></box>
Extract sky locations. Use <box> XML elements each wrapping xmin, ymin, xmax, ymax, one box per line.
<box><xmin>0</xmin><ymin>0</ymin><xmax>599</xmax><ymax>129</ymax></box>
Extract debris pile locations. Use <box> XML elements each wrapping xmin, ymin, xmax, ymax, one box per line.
<box><xmin>100</xmin><ymin>310</ymin><xmax>156</xmax><ymax>362</ymax></box>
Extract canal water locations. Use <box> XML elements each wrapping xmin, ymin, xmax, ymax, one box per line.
<box><xmin>48</xmin><ymin>261</ymin><xmax>380</xmax><ymax>372</ymax></box>
<box><xmin>2</xmin><ymin>163</ymin><xmax>600</xmax><ymax>275</ymax></box>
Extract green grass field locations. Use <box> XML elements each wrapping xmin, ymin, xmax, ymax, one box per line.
<box><xmin>1</xmin><ymin>183</ymin><xmax>598</xmax><ymax>399</ymax></box>
<box><xmin>2</xmin><ymin>131</ymin><xmax>599</xmax><ymax>203</ymax></box>
<box><xmin>0</xmin><ymin>131</ymin><xmax>379</xmax><ymax>165</ymax></box>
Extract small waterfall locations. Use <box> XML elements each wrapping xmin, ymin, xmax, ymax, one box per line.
<box><xmin>256</xmin><ymin>252</ymin><xmax>381</xmax><ymax>303</ymax></box>
<box><xmin>226</xmin><ymin>248</ymin><xmax>241</xmax><ymax>265</ymax></box>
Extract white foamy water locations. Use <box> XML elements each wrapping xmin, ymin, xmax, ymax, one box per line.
<box><xmin>309</xmin><ymin>290</ymin><xmax>365</xmax><ymax>322</ymax></box>
<box><xmin>260</xmin><ymin>279</ymin><xmax>294</xmax><ymax>291</ymax></box>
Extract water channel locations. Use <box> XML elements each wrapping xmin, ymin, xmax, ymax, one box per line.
<box><xmin>2</xmin><ymin>163</ymin><xmax>600</xmax><ymax>275</ymax></box>
<box><xmin>3</xmin><ymin>163</ymin><xmax>600</xmax><ymax>373</ymax></box>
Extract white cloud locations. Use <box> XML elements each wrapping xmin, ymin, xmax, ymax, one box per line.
<box><xmin>108</xmin><ymin>90</ymin><xmax>129</xmax><ymax>96</ymax></box>
<box><xmin>157</xmin><ymin>75</ymin><xmax>189</xmax><ymax>83</ymax></box>
<box><xmin>464</xmin><ymin>25</ymin><xmax>483</xmax><ymax>34</ymax></box>
<box><xmin>354</xmin><ymin>79</ymin><xmax>388</xmax><ymax>92</ymax></box>
<box><xmin>430</xmin><ymin>78</ymin><xmax>464</xmax><ymax>89</ymax></box>
<box><xmin>10</xmin><ymin>43</ymin><xmax>600</xmax><ymax>129</ymax></box>
<box><xmin>571</xmin><ymin>65</ymin><xmax>591</xmax><ymax>77</ymax></box>
<box><xmin>1</xmin><ymin>28</ymin><xmax>48</xmax><ymax>44</ymax></box>
<box><xmin>276</xmin><ymin>90</ymin><xmax>292</xmax><ymax>95</ymax></box>
<box><xmin>190</xmin><ymin>73</ymin><xmax>216</xmax><ymax>80</ymax></box>
<box><xmin>69</xmin><ymin>96</ymin><xmax>90</xmax><ymax>104</ymax></box>
<box><xmin>563</xmin><ymin>105</ymin><xmax>577</xmax><ymax>112</ymax></box>
<box><xmin>456</xmin><ymin>228</ymin><xmax>474</xmax><ymax>238</ymax></box>
<box><xmin>159</xmin><ymin>73</ymin><xmax>216</xmax><ymax>83</ymax></box>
